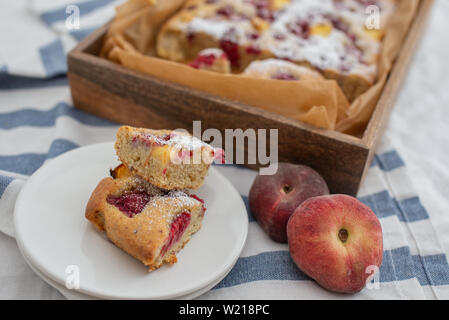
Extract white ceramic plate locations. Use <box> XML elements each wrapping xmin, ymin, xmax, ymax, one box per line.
<box><xmin>21</xmin><ymin>251</ymin><xmax>236</xmax><ymax>300</ymax></box>
<box><xmin>14</xmin><ymin>142</ymin><xmax>248</xmax><ymax>300</ymax></box>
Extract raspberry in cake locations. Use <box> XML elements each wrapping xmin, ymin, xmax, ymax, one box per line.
<box><xmin>188</xmin><ymin>48</ymin><xmax>231</xmax><ymax>73</ymax></box>
<box><xmin>85</xmin><ymin>167</ymin><xmax>206</xmax><ymax>271</ymax></box>
<box><xmin>115</xmin><ymin>126</ymin><xmax>224</xmax><ymax>190</ymax></box>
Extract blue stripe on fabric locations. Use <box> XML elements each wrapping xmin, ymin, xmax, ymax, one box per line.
<box><xmin>40</xmin><ymin>0</ymin><xmax>117</xmax><ymax>25</ymax></box>
<box><xmin>397</xmin><ymin>197</ymin><xmax>430</xmax><ymax>223</ymax></box>
<box><xmin>214</xmin><ymin>251</ymin><xmax>309</xmax><ymax>289</ymax></box>
<box><xmin>359</xmin><ymin>191</ymin><xmax>401</xmax><ymax>220</ymax></box>
<box><xmin>374</xmin><ymin>151</ymin><xmax>405</xmax><ymax>172</ymax></box>
<box><xmin>0</xmin><ymin>139</ymin><xmax>79</xmax><ymax>175</ymax></box>
<box><xmin>370</xmin><ymin>155</ymin><xmax>380</xmax><ymax>168</ymax></box>
<box><xmin>241</xmin><ymin>195</ymin><xmax>256</xmax><ymax>222</ymax></box>
<box><xmin>70</xmin><ymin>27</ymin><xmax>98</xmax><ymax>41</ymax></box>
<box><xmin>0</xmin><ymin>102</ymin><xmax>116</xmax><ymax>129</ymax></box>
<box><xmin>412</xmin><ymin>254</ymin><xmax>449</xmax><ymax>286</ymax></box>
<box><xmin>39</xmin><ymin>39</ymin><xmax>67</xmax><ymax>77</ymax></box>
<box><xmin>0</xmin><ymin>74</ymin><xmax>68</xmax><ymax>90</ymax></box>
<box><xmin>214</xmin><ymin>247</ymin><xmax>449</xmax><ymax>289</ymax></box>
<box><xmin>359</xmin><ymin>191</ymin><xmax>429</xmax><ymax>223</ymax></box>
<box><xmin>0</xmin><ymin>175</ymin><xmax>14</xmax><ymax>198</ymax></box>
<box><xmin>379</xmin><ymin>247</ymin><xmax>416</xmax><ymax>283</ymax></box>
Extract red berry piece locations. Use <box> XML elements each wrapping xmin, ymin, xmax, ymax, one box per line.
<box><xmin>107</xmin><ymin>191</ymin><xmax>152</xmax><ymax>218</ymax></box>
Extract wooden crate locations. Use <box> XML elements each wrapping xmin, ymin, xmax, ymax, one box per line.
<box><xmin>67</xmin><ymin>0</ymin><xmax>433</xmax><ymax>196</ymax></box>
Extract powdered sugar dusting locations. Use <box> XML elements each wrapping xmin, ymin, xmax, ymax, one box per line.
<box><xmin>244</xmin><ymin>58</ymin><xmax>321</xmax><ymax>78</ymax></box>
<box><xmin>132</xmin><ymin>131</ymin><xmax>211</xmax><ymax>151</ymax></box>
<box><xmin>112</xmin><ymin>176</ymin><xmax>204</xmax><ymax>228</ymax></box>
<box><xmin>257</xmin><ymin>0</ymin><xmax>382</xmax><ymax>77</ymax></box>
<box><xmin>175</xmin><ymin>0</ymin><xmax>396</xmax><ymax>79</ymax></box>
<box><xmin>167</xmin><ymin>134</ymin><xmax>210</xmax><ymax>150</ymax></box>
<box><xmin>188</xmin><ymin>17</ymin><xmax>254</xmax><ymax>46</ymax></box>
<box><xmin>199</xmin><ymin>48</ymin><xmax>225</xmax><ymax>57</ymax></box>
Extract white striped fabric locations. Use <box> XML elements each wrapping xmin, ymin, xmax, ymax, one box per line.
<box><xmin>0</xmin><ymin>0</ymin><xmax>124</xmax><ymax>78</ymax></box>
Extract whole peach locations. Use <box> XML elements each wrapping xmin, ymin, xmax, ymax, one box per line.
<box><xmin>249</xmin><ymin>163</ymin><xmax>329</xmax><ymax>243</ymax></box>
<box><xmin>287</xmin><ymin>194</ymin><xmax>383</xmax><ymax>293</ymax></box>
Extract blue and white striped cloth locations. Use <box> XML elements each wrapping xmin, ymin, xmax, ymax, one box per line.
<box><xmin>0</xmin><ymin>0</ymin><xmax>122</xmax><ymax>79</ymax></box>
<box><xmin>1</xmin><ymin>0</ymin><xmax>449</xmax><ymax>300</ymax></box>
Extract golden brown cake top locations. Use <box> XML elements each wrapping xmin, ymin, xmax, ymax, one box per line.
<box><xmin>162</xmin><ymin>0</ymin><xmax>396</xmax><ymax>80</ymax></box>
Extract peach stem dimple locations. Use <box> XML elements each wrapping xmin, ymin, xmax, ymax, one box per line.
<box><xmin>282</xmin><ymin>185</ymin><xmax>293</xmax><ymax>194</ymax></box>
<box><xmin>338</xmin><ymin>228</ymin><xmax>349</xmax><ymax>243</ymax></box>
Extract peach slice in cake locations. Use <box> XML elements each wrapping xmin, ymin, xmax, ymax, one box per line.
<box><xmin>85</xmin><ymin>166</ymin><xmax>206</xmax><ymax>271</ymax></box>
<box><xmin>115</xmin><ymin>126</ymin><xmax>224</xmax><ymax>190</ymax></box>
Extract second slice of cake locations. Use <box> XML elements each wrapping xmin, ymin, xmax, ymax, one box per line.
<box><xmin>115</xmin><ymin>126</ymin><xmax>224</xmax><ymax>190</ymax></box>
<box><xmin>86</xmin><ymin>165</ymin><xmax>206</xmax><ymax>271</ymax></box>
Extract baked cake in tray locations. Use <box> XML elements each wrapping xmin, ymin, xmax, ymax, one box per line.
<box><xmin>157</xmin><ymin>0</ymin><xmax>396</xmax><ymax>101</ymax></box>
<box><xmin>157</xmin><ymin>0</ymin><xmax>274</xmax><ymax>70</ymax></box>
<box><xmin>86</xmin><ymin>165</ymin><xmax>206</xmax><ymax>271</ymax></box>
<box><xmin>115</xmin><ymin>126</ymin><xmax>224</xmax><ymax>190</ymax></box>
